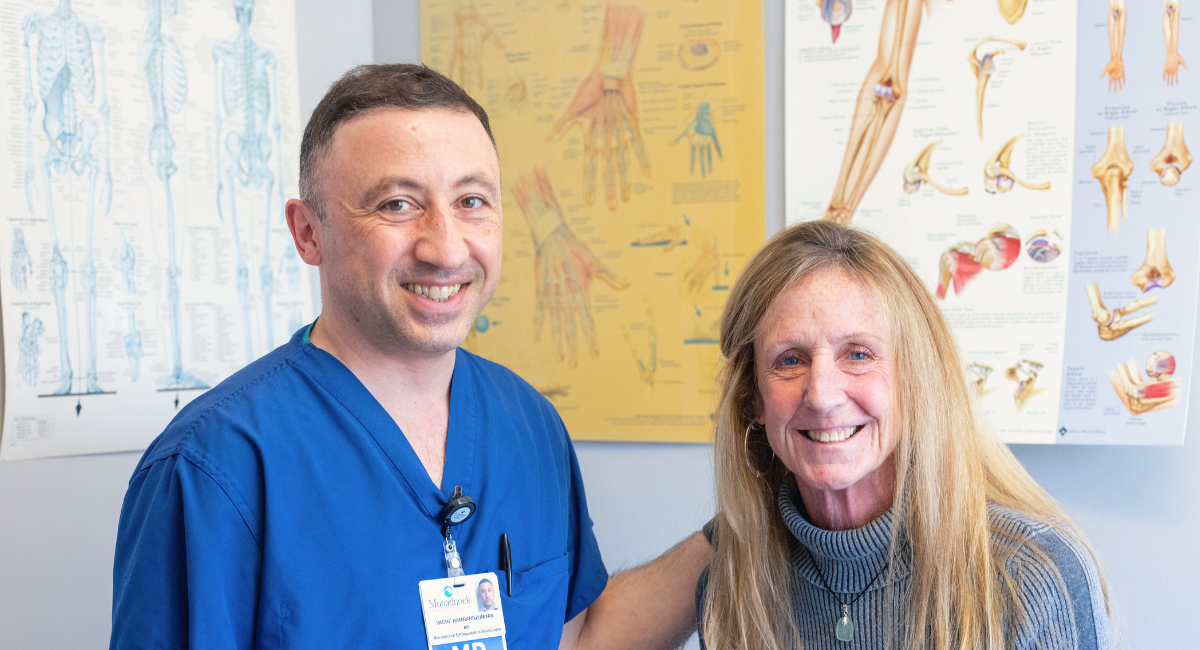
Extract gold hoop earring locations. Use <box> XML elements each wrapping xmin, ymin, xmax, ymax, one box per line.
<box><xmin>744</xmin><ymin>423</ymin><xmax>767</xmax><ymax>479</ymax></box>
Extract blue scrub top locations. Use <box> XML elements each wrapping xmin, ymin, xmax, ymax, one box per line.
<box><xmin>111</xmin><ymin>325</ymin><xmax>608</xmax><ymax>649</ymax></box>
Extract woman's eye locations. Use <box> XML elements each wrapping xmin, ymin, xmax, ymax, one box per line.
<box><xmin>461</xmin><ymin>196</ymin><xmax>484</xmax><ymax>209</ymax></box>
<box><xmin>384</xmin><ymin>199</ymin><xmax>412</xmax><ymax>211</ymax></box>
<box><xmin>849</xmin><ymin>350</ymin><xmax>870</xmax><ymax>361</ymax></box>
<box><xmin>780</xmin><ymin>355</ymin><xmax>800</xmax><ymax>367</ymax></box>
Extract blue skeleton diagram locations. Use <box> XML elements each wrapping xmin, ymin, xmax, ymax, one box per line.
<box><xmin>142</xmin><ymin>0</ymin><xmax>207</xmax><ymax>389</ymax></box>
<box><xmin>20</xmin><ymin>313</ymin><xmax>47</xmax><ymax>388</ymax></box>
<box><xmin>213</xmin><ymin>0</ymin><xmax>285</xmax><ymax>363</ymax></box>
<box><xmin>11</xmin><ymin>228</ymin><xmax>33</xmax><ymax>293</ymax></box>
<box><xmin>22</xmin><ymin>0</ymin><xmax>113</xmax><ymax>395</ymax></box>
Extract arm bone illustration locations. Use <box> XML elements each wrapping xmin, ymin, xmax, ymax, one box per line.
<box><xmin>1090</xmin><ymin>125</ymin><xmax>1133</xmax><ymax>232</ymax></box>
<box><xmin>1150</xmin><ymin>121</ymin><xmax>1191</xmax><ymax>186</ymax></box>
<box><xmin>1110</xmin><ymin>357</ymin><xmax>1179</xmax><ymax>415</ymax></box>
<box><xmin>984</xmin><ymin>134</ymin><xmax>1050</xmax><ymax>193</ymax></box>
<box><xmin>1085</xmin><ymin>283</ymin><xmax>1156</xmax><ymax>340</ymax></box>
<box><xmin>1132</xmin><ymin>227</ymin><xmax>1175</xmax><ymax>291</ymax></box>
<box><xmin>903</xmin><ymin>140</ymin><xmax>967</xmax><ymax>195</ymax></box>
<box><xmin>968</xmin><ymin>37</ymin><xmax>1026</xmax><ymax>140</ymax></box>
<box><xmin>1005</xmin><ymin>359</ymin><xmax>1046</xmax><ymax>410</ymax></box>
<box><xmin>1163</xmin><ymin>0</ymin><xmax>1187</xmax><ymax>85</ymax></box>
<box><xmin>997</xmin><ymin>0</ymin><xmax>1029</xmax><ymax>23</ymax></box>
<box><xmin>1103</xmin><ymin>0</ymin><xmax>1127</xmax><ymax>92</ymax></box>
<box><xmin>824</xmin><ymin>0</ymin><xmax>932</xmax><ymax>225</ymax></box>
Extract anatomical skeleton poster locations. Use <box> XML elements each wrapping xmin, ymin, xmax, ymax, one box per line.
<box><xmin>786</xmin><ymin>0</ymin><xmax>1195</xmax><ymax>444</ymax></box>
<box><xmin>422</xmin><ymin>1</ymin><xmax>766</xmax><ymax>442</ymax></box>
<box><xmin>1</xmin><ymin>0</ymin><xmax>312</xmax><ymax>460</ymax></box>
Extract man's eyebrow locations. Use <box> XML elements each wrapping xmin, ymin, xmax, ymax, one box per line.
<box><xmin>454</xmin><ymin>173</ymin><xmax>499</xmax><ymax>196</ymax></box>
<box><xmin>358</xmin><ymin>176</ymin><xmax>425</xmax><ymax>204</ymax></box>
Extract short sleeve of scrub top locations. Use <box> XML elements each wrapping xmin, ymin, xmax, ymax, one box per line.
<box><xmin>111</xmin><ymin>325</ymin><xmax>608</xmax><ymax>649</ymax></box>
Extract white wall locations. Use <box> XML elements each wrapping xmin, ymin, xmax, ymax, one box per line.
<box><xmin>0</xmin><ymin>1</ymin><xmax>1195</xmax><ymax>649</ymax></box>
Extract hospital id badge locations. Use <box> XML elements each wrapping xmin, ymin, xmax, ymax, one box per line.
<box><xmin>419</xmin><ymin>572</ymin><xmax>507</xmax><ymax>650</ymax></box>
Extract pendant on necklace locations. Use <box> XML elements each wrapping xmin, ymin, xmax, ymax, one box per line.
<box><xmin>835</xmin><ymin>604</ymin><xmax>855</xmax><ymax>642</ymax></box>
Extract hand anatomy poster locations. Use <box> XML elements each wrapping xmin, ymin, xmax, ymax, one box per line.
<box><xmin>786</xmin><ymin>0</ymin><xmax>1195</xmax><ymax>444</ymax></box>
<box><xmin>1</xmin><ymin>0</ymin><xmax>311</xmax><ymax>460</ymax></box>
<box><xmin>422</xmin><ymin>1</ymin><xmax>766</xmax><ymax>442</ymax></box>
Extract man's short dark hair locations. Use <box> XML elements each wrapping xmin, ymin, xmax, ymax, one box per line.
<box><xmin>299</xmin><ymin>64</ymin><xmax>495</xmax><ymax>221</ymax></box>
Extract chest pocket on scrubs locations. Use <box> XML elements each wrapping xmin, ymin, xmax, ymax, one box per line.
<box><xmin>502</xmin><ymin>553</ymin><xmax>571</xmax><ymax>648</ymax></box>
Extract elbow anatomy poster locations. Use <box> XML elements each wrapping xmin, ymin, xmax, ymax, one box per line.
<box><xmin>0</xmin><ymin>0</ymin><xmax>311</xmax><ymax>460</ymax></box>
<box><xmin>786</xmin><ymin>0</ymin><xmax>1195</xmax><ymax>445</ymax></box>
<box><xmin>421</xmin><ymin>1</ymin><xmax>765</xmax><ymax>442</ymax></box>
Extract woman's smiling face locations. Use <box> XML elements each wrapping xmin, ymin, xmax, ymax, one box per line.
<box><xmin>754</xmin><ymin>267</ymin><xmax>898</xmax><ymax>494</ymax></box>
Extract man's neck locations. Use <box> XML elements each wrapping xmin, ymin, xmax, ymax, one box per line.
<box><xmin>308</xmin><ymin>311</ymin><xmax>455</xmax><ymax>488</ymax></box>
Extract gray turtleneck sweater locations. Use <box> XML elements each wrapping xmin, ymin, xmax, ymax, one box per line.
<box><xmin>697</xmin><ymin>482</ymin><xmax>1111</xmax><ymax>649</ymax></box>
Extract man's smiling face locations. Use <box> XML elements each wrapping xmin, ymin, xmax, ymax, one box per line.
<box><xmin>313</xmin><ymin>106</ymin><xmax>502</xmax><ymax>357</ymax></box>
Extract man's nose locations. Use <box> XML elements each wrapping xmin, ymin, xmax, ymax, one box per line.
<box><xmin>414</xmin><ymin>203</ymin><xmax>471</xmax><ymax>269</ymax></box>
<box><xmin>803</xmin><ymin>353</ymin><xmax>846</xmax><ymax>413</ymax></box>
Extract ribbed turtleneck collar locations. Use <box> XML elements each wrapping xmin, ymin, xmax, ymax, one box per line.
<box><xmin>778</xmin><ymin>480</ymin><xmax>910</xmax><ymax>594</ymax></box>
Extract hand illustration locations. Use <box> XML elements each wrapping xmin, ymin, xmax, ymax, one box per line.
<box><xmin>547</xmin><ymin>3</ymin><xmax>650</xmax><ymax>211</ymax></box>
<box><xmin>512</xmin><ymin>167</ymin><xmax>630</xmax><ymax>367</ymax></box>
<box><xmin>1101</xmin><ymin>57</ymin><xmax>1125</xmax><ymax>92</ymax></box>
<box><xmin>676</xmin><ymin>102</ymin><xmax>722</xmax><ymax>177</ymax></box>
<box><xmin>1164</xmin><ymin>52</ymin><xmax>1188</xmax><ymax>85</ymax></box>
<box><xmin>684</xmin><ymin>235</ymin><xmax>720</xmax><ymax>293</ymax></box>
<box><xmin>448</xmin><ymin>1</ymin><xmax>503</xmax><ymax>95</ymax></box>
<box><xmin>11</xmin><ymin>229</ymin><xmax>32</xmax><ymax>293</ymax></box>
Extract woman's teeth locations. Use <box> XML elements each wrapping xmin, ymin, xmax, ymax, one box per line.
<box><xmin>404</xmin><ymin>283</ymin><xmax>462</xmax><ymax>302</ymax></box>
<box><xmin>805</xmin><ymin>426</ymin><xmax>860</xmax><ymax>443</ymax></box>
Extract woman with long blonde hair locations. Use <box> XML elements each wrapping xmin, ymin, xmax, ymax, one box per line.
<box><xmin>698</xmin><ymin>221</ymin><xmax>1111</xmax><ymax>649</ymax></box>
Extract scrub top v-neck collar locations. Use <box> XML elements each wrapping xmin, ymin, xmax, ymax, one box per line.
<box><xmin>294</xmin><ymin>323</ymin><xmax>479</xmax><ymax>522</ymax></box>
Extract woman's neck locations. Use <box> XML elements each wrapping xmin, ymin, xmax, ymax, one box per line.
<box><xmin>794</xmin><ymin>458</ymin><xmax>896</xmax><ymax>531</ymax></box>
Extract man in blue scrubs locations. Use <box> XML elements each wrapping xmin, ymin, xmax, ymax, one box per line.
<box><xmin>111</xmin><ymin>65</ymin><xmax>709</xmax><ymax>649</ymax></box>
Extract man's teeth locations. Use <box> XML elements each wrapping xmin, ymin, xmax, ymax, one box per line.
<box><xmin>805</xmin><ymin>426</ymin><xmax>860</xmax><ymax>443</ymax></box>
<box><xmin>404</xmin><ymin>283</ymin><xmax>462</xmax><ymax>302</ymax></box>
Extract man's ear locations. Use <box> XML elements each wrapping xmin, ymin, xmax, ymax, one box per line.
<box><xmin>286</xmin><ymin>198</ymin><xmax>323</xmax><ymax>266</ymax></box>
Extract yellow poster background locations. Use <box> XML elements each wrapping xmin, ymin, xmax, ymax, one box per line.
<box><xmin>422</xmin><ymin>0</ymin><xmax>765</xmax><ymax>442</ymax></box>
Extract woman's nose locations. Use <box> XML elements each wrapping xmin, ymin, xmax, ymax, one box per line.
<box><xmin>804</xmin><ymin>353</ymin><xmax>846</xmax><ymax>413</ymax></box>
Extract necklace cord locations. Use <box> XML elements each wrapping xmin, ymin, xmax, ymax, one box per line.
<box><xmin>810</xmin><ymin>556</ymin><xmax>890</xmax><ymax>610</ymax></box>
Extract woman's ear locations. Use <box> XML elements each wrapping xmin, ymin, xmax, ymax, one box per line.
<box><xmin>752</xmin><ymin>383</ymin><xmax>765</xmax><ymax>425</ymax></box>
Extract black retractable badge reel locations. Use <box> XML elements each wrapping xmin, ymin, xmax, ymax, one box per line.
<box><xmin>438</xmin><ymin>486</ymin><xmax>476</xmax><ymax>582</ymax></box>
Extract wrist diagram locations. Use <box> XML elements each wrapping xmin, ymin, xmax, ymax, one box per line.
<box><xmin>903</xmin><ymin>140</ymin><xmax>967</xmax><ymax>195</ymax></box>
<box><xmin>968</xmin><ymin>37</ymin><xmax>1026</xmax><ymax>140</ymax></box>
<box><xmin>511</xmin><ymin>167</ymin><xmax>630</xmax><ymax>367</ymax></box>
<box><xmin>1132</xmin><ymin>227</ymin><xmax>1175</xmax><ymax>291</ymax></box>
<box><xmin>1086</xmin><ymin>283</ymin><xmax>1156</xmax><ymax>340</ymax></box>
<box><xmin>984</xmin><ymin>135</ymin><xmax>1050</xmax><ymax>194</ymax></box>
<box><xmin>1151</xmin><ymin>122</ymin><xmax>1191</xmax><ymax>186</ymax></box>
<box><xmin>548</xmin><ymin>4</ymin><xmax>650</xmax><ymax>212</ymax></box>
<box><xmin>1091</xmin><ymin>125</ymin><xmax>1133</xmax><ymax>232</ymax></box>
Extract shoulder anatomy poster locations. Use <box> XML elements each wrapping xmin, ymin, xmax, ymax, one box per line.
<box><xmin>786</xmin><ymin>0</ymin><xmax>1196</xmax><ymax>445</ymax></box>
<box><xmin>422</xmin><ymin>1</ymin><xmax>765</xmax><ymax>442</ymax></box>
<box><xmin>1</xmin><ymin>0</ymin><xmax>311</xmax><ymax>460</ymax></box>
